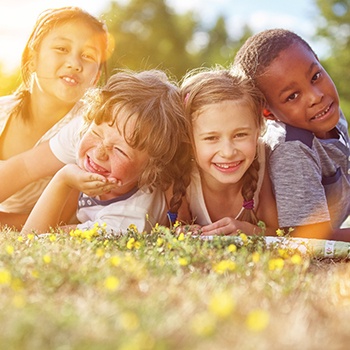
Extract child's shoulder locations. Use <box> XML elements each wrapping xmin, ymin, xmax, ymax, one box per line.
<box><xmin>263</xmin><ymin>120</ymin><xmax>314</xmax><ymax>151</ymax></box>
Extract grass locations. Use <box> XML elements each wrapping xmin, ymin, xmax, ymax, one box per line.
<box><xmin>0</xmin><ymin>223</ymin><xmax>349</xmax><ymax>350</ymax></box>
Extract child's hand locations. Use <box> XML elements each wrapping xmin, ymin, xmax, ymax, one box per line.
<box><xmin>175</xmin><ymin>224</ymin><xmax>202</xmax><ymax>236</ymax></box>
<box><xmin>200</xmin><ymin>217</ymin><xmax>244</xmax><ymax>236</ymax></box>
<box><xmin>56</xmin><ymin>164</ymin><xmax>118</xmax><ymax>197</ymax></box>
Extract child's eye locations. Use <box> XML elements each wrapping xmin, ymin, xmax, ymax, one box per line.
<box><xmin>55</xmin><ymin>46</ymin><xmax>68</xmax><ymax>53</ymax></box>
<box><xmin>203</xmin><ymin>136</ymin><xmax>217</xmax><ymax>141</ymax></box>
<box><xmin>234</xmin><ymin>132</ymin><xmax>248</xmax><ymax>138</ymax></box>
<box><xmin>287</xmin><ymin>92</ymin><xmax>299</xmax><ymax>101</ymax></box>
<box><xmin>114</xmin><ymin>146</ymin><xmax>128</xmax><ymax>157</ymax></box>
<box><xmin>311</xmin><ymin>71</ymin><xmax>321</xmax><ymax>83</ymax></box>
<box><xmin>82</xmin><ymin>52</ymin><xmax>98</xmax><ymax>62</ymax></box>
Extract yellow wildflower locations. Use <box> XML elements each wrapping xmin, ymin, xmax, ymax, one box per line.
<box><xmin>17</xmin><ymin>236</ymin><xmax>24</xmax><ymax>243</ymax></box>
<box><xmin>109</xmin><ymin>255</ymin><xmax>121</xmax><ymax>266</ymax></box>
<box><xmin>228</xmin><ymin>244</ymin><xmax>237</xmax><ymax>253</ymax></box>
<box><xmin>0</xmin><ymin>269</ymin><xmax>11</xmax><ymax>285</ymax></box>
<box><xmin>11</xmin><ymin>278</ymin><xmax>24</xmax><ymax>292</ymax></box>
<box><xmin>49</xmin><ymin>234</ymin><xmax>57</xmax><ymax>242</ymax></box>
<box><xmin>5</xmin><ymin>245</ymin><xmax>14</xmax><ymax>255</ymax></box>
<box><xmin>27</xmin><ymin>233</ymin><xmax>35</xmax><ymax>241</ymax></box>
<box><xmin>126</xmin><ymin>237</ymin><xmax>135</xmax><ymax>250</ymax></box>
<box><xmin>43</xmin><ymin>255</ymin><xmax>51</xmax><ymax>264</ymax></box>
<box><xmin>212</xmin><ymin>260</ymin><xmax>236</xmax><ymax>274</ymax></box>
<box><xmin>209</xmin><ymin>291</ymin><xmax>235</xmax><ymax>318</ymax></box>
<box><xmin>251</xmin><ymin>251</ymin><xmax>260</xmax><ymax>263</ymax></box>
<box><xmin>128</xmin><ymin>224</ymin><xmax>138</xmax><ymax>233</ymax></box>
<box><xmin>96</xmin><ymin>248</ymin><xmax>105</xmax><ymax>258</ymax></box>
<box><xmin>268</xmin><ymin>258</ymin><xmax>284</xmax><ymax>271</ymax></box>
<box><xmin>179</xmin><ymin>257</ymin><xmax>189</xmax><ymax>266</ymax></box>
<box><xmin>239</xmin><ymin>233</ymin><xmax>248</xmax><ymax>244</ymax></box>
<box><xmin>104</xmin><ymin>276</ymin><xmax>120</xmax><ymax>291</ymax></box>
<box><xmin>290</xmin><ymin>253</ymin><xmax>302</xmax><ymax>265</ymax></box>
<box><xmin>177</xmin><ymin>232</ymin><xmax>185</xmax><ymax>241</ymax></box>
<box><xmin>246</xmin><ymin>309</ymin><xmax>269</xmax><ymax>331</ymax></box>
<box><xmin>276</xmin><ymin>228</ymin><xmax>284</xmax><ymax>237</ymax></box>
<box><xmin>278</xmin><ymin>248</ymin><xmax>289</xmax><ymax>259</ymax></box>
<box><xmin>156</xmin><ymin>237</ymin><xmax>164</xmax><ymax>247</ymax></box>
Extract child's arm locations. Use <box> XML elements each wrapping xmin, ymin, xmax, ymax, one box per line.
<box><xmin>288</xmin><ymin>222</ymin><xmax>350</xmax><ymax>242</ymax></box>
<box><xmin>21</xmin><ymin>164</ymin><xmax>104</xmax><ymax>234</ymax></box>
<box><xmin>0</xmin><ymin>141</ymin><xmax>116</xmax><ymax>201</ymax></box>
<box><xmin>0</xmin><ymin>141</ymin><xmax>64</xmax><ymax>202</ymax></box>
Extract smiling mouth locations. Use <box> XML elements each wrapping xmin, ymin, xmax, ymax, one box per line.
<box><xmin>86</xmin><ymin>156</ymin><xmax>109</xmax><ymax>175</ymax></box>
<box><xmin>214</xmin><ymin>161</ymin><xmax>242</xmax><ymax>169</ymax></box>
<box><xmin>311</xmin><ymin>104</ymin><xmax>331</xmax><ymax>120</ymax></box>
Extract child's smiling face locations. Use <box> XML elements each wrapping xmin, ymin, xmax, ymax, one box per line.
<box><xmin>257</xmin><ymin>42</ymin><xmax>340</xmax><ymax>138</ymax></box>
<box><xmin>77</xmin><ymin>111</ymin><xmax>149</xmax><ymax>194</ymax></box>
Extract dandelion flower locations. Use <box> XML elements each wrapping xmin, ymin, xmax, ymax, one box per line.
<box><xmin>5</xmin><ymin>245</ymin><xmax>14</xmax><ymax>255</ymax></box>
<box><xmin>43</xmin><ymin>255</ymin><xmax>51</xmax><ymax>264</ymax></box>
<box><xmin>179</xmin><ymin>257</ymin><xmax>189</xmax><ymax>266</ymax></box>
<box><xmin>268</xmin><ymin>258</ymin><xmax>284</xmax><ymax>271</ymax></box>
<box><xmin>228</xmin><ymin>244</ymin><xmax>237</xmax><ymax>253</ymax></box>
<box><xmin>0</xmin><ymin>269</ymin><xmax>11</xmax><ymax>285</ymax></box>
<box><xmin>209</xmin><ymin>291</ymin><xmax>235</xmax><ymax>318</ymax></box>
<box><xmin>178</xmin><ymin>232</ymin><xmax>185</xmax><ymax>241</ymax></box>
<box><xmin>104</xmin><ymin>276</ymin><xmax>120</xmax><ymax>291</ymax></box>
<box><xmin>212</xmin><ymin>260</ymin><xmax>236</xmax><ymax>274</ymax></box>
<box><xmin>246</xmin><ymin>309</ymin><xmax>269</xmax><ymax>331</ymax></box>
<box><xmin>290</xmin><ymin>253</ymin><xmax>302</xmax><ymax>265</ymax></box>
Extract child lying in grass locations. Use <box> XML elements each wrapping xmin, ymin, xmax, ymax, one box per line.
<box><xmin>20</xmin><ymin>69</ymin><xmax>190</xmax><ymax>235</ymax></box>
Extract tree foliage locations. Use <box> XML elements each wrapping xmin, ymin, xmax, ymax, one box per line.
<box><xmin>101</xmin><ymin>0</ymin><xmax>242</xmax><ymax>80</ymax></box>
<box><xmin>315</xmin><ymin>0</ymin><xmax>350</xmax><ymax>120</ymax></box>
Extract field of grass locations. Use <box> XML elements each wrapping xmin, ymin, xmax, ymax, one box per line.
<box><xmin>0</xmin><ymin>223</ymin><xmax>350</xmax><ymax>350</ymax></box>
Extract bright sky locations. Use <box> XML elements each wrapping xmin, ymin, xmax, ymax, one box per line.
<box><xmin>0</xmin><ymin>0</ymin><xmax>323</xmax><ymax>73</ymax></box>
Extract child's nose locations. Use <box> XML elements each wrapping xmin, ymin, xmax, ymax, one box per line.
<box><xmin>308</xmin><ymin>86</ymin><xmax>323</xmax><ymax>106</ymax></box>
<box><xmin>219</xmin><ymin>140</ymin><xmax>236</xmax><ymax>158</ymax></box>
<box><xmin>95</xmin><ymin>143</ymin><xmax>108</xmax><ymax>160</ymax></box>
<box><xmin>65</xmin><ymin>54</ymin><xmax>82</xmax><ymax>72</ymax></box>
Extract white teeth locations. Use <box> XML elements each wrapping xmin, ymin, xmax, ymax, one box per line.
<box><xmin>62</xmin><ymin>76</ymin><xmax>77</xmax><ymax>84</ymax></box>
<box><xmin>216</xmin><ymin>164</ymin><xmax>230</xmax><ymax>169</ymax></box>
<box><xmin>215</xmin><ymin>162</ymin><xmax>240</xmax><ymax>169</ymax></box>
<box><xmin>313</xmin><ymin>105</ymin><xmax>330</xmax><ymax>120</ymax></box>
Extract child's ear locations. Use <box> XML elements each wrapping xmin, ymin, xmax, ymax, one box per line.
<box><xmin>262</xmin><ymin>108</ymin><xmax>277</xmax><ymax>121</ymax></box>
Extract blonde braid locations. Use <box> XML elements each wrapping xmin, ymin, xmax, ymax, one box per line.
<box><xmin>236</xmin><ymin>157</ymin><xmax>260</xmax><ymax>224</ymax></box>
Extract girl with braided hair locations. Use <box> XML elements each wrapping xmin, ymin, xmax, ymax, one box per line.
<box><xmin>233</xmin><ymin>28</ymin><xmax>350</xmax><ymax>241</ymax></box>
<box><xmin>177</xmin><ymin>66</ymin><xmax>278</xmax><ymax>236</ymax></box>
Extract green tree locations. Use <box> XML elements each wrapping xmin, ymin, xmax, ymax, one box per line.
<box><xmin>101</xmin><ymin>0</ymin><xmax>242</xmax><ymax>80</ymax></box>
<box><xmin>315</xmin><ymin>0</ymin><xmax>350</xmax><ymax>120</ymax></box>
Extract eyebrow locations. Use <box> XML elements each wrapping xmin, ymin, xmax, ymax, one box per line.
<box><xmin>278</xmin><ymin>61</ymin><xmax>319</xmax><ymax>98</ymax></box>
<box><xmin>52</xmin><ymin>36</ymin><xmax>99</xmax><ymax>52</ymax></box>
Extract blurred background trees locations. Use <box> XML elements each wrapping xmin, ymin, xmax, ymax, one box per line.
<box><xmin>0</xmin><ymin>0</ymin><xmax>349</xmax><ymax>121</ymax></box>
